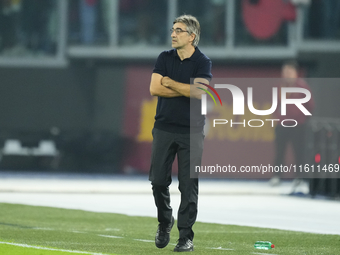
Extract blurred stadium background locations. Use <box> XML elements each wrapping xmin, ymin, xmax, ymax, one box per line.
<box><xmin>0</xmin><ymin>0</ymin><xmax>340</xmax><ymax>198</ymax></box>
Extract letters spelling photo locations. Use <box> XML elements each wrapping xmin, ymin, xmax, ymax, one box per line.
<box><xmin>200</xmin><ymin>83</ymin><xmax>312</xmax><ymax>128</ymax></box>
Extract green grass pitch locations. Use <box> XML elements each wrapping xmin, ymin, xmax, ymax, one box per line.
<box><xmin>0</xmin><ymin>203</ymin><xmax>339</xmax><ymax>254</ymax></box>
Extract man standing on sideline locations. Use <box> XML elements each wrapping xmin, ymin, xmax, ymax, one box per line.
<box><xmin>149</xmin><ymin>15</ymin><xmax>212</xmax><ymax>252</ymax></box>
<box><xmin>270</xmin><ymin>60</ymin><xmax>314</xmax><ymax>187</ymax></box>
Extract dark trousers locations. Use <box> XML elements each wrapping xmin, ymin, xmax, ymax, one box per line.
<box><xmin>149</xmin><ymin>128</ymin><xmax>204</xmax><ymax>241</ymax></box>
<box><xmin>274</xmin><ymin>124</ymin><xmax>306</xmax><ymax>177</ymax></box>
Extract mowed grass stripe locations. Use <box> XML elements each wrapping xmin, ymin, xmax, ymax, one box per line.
<box><xmin>0</xmin><ymin>203</ymin><xmax>339</xmax><ymax>254</ymax></box>
<box><xmin>0</xmin><ymin>242</ymin><xmax>113</xmax><ymax>255</ymax></box>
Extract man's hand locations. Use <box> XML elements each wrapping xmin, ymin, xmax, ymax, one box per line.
<box><xmin>150</xmin><ymin>73</ymin><xmax>182</xmax><ymax>98</ymax></box>
<box><xmin>161</xmin><ymin>76</ymin><xmax>191</xmax><ymax>97</ymax></box>
<box><xmin>160</xmin><ymin>76</ymin><xmax>210</xmax><ymax>99</ymax></box>
<box><xmin>161</xmin><ymin>76</ymin><xmax>173</xmax><ymax>88</ymax></box>
<box><xmin>192</xmin><ymin>78</ymin><xmax>210</xmax><ymax>99</ymax></box>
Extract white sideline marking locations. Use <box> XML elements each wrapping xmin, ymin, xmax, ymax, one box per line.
<box><xmin>133</xmin><ymin>239</ymin><xmax>154</xmax><ymax>243</ymax></box>
<box><xmin>0</xmin><ymin>241</ymin><xmax>109</xmax><ymax>255</ymax></box>
<box><xmin>208</xmin><ymin>246</ymin><xmax>234</xmax><ymax>251</ymax></box>
<box><xmin>33</xmin><ymin>227</ymin><xmax>54</xmax><ymax>231</ymax></box>
<box><xmin>98</xmin><ymin>235</ymin><xmax>123</xmax><ymax>239</ymax></box>
<box><xmin>252</xmin><ymin>253</ymin><xmax>278</xmax><ymax>255</ymax></box>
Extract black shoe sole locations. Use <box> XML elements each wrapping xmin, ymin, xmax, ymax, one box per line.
<box><xmin>155</xmin><ymin>216</ymin><xmax>174</xmax><ymax>249</ymax></box>
<box><xmin>174</xmin><ymin>247</ymin><xmax>194</xmax><ymax>252</ymax></box>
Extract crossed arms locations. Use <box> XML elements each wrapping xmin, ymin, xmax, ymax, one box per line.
<box><xmin>149</xmin><ymin>73</ymin><xmax>209</xmax><ymax>99</ymax></box>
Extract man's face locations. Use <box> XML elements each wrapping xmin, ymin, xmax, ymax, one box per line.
<box><xmin>171</xmin><ymin>22</ymin><xmax>194</xmax><ymax>49</ymax></box>
<box><xmin>281</xmin><ymin>65</ymin><xmax>298</xmax><ymax>85</ymax></box>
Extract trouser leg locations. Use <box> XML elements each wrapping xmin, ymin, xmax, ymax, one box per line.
<box><xmin>274</xmin><ymin>125</ymin><xmax>289</xmax><ymax>177</ymax></box>
<box><xmin>176</xmin><ymin>132</ymin><xmax>203</xmax><ymax>241</ymax></box>
<box><xmin>152</xmin><ymin>185</ymin><xmax>172</xmax><ymax>224</ymax></box>
<box><xmin>291</xmin><ymin>124</ymin><xmax>306</xmax><ymax>178</ymax></box>
<box><xmin>149</xmin><ymin>128</ymin><xmax>177</xmax><ymax>224</ymax></box>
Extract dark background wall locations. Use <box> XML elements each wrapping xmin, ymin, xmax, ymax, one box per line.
<box><xmin>0</xmin><ymin>63</ymin><xmax>125</xmax><ymax>132</ymax></box>
<box><xmin>304</xmin><ymin>53</ymin><xmax>340</xmax><ymax>119</ymax></box>
<box><xmin>0</xmin><ymin>62</ymin><xmax>126</xmax><ymax>172</ymax></box>
<box><xmin>0</xmin><ymin>57</ymin><xmax>339</xmax><ymax>172</ymax></box>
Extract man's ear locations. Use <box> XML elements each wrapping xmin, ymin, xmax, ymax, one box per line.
<box><xmin>190</xmin><ymin>33</ymin><xmax>196</xmax><ymax>44</ymax></box>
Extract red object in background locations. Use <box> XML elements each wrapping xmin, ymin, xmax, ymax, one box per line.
<box><xmin>242</xmin><ymin>0</ymin><xmax>296</xmax><ymax>39</ymax></box>
<box><xmin>315</xmin><ymin>153</ymin><xmax>321</xmax><ymax>164</ymax></box>
<box><xmin>86</xmin><ymin>0</ymin><xmax>98</xmax><ymax>6</ymax></box>
<box><xmin>122</xmin><ymin>66</ymin><xmax>154</xmax><ymax>173</ymax></box>
<box><xmin>338</xmin><ymin>156</ymin><xmax>340</xmax><ymax>164</ymax></box>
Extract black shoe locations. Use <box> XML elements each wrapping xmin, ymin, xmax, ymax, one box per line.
<box><xmin>174</xmin><ymin>238</ymin><xmax>194</xmax><ymax>252</ymax></box>
<box><xmin>155</xmin><ymin>216</ymin><xmax>174</xmax><ymax>248</ymax></box>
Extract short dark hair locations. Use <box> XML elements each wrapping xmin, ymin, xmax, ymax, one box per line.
<box><xmin>282</xmin><ymin>60</ymin><xmax>299</xmax><ymax>70</ymax></box>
